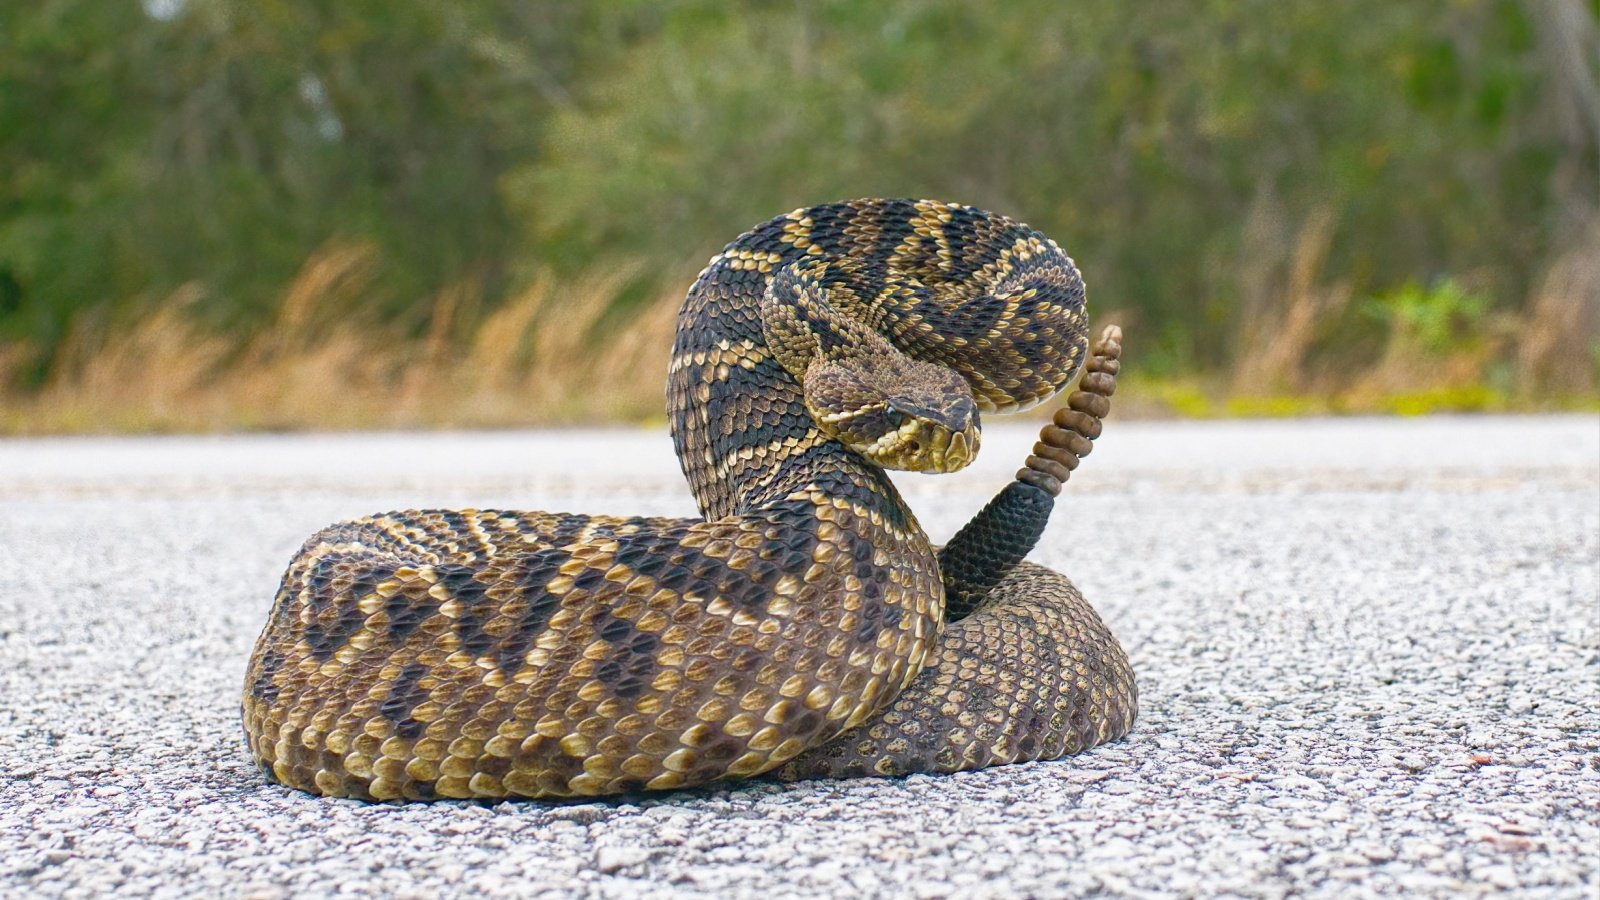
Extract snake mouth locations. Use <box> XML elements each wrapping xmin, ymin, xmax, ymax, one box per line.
<box><xmin>865</xmin><ymin>419</ymin><xmax>979</xmax><ymax>473</ymax></box>
<box><xmin>925</xmin><ymin>425</ymin><xmax>979</xmax><ymax>473</ymax></box>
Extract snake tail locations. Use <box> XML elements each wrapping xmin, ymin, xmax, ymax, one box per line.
<box><xmin>940</xmin><ymin>324</ymin><xmax>1124</xmax><ymax>619</ymax></box>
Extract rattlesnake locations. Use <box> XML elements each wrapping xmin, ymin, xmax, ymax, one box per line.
<box><xmin>242</xmin><ymin>199</ymin><xmax>1136</xmax><ymax>800</ymax></box>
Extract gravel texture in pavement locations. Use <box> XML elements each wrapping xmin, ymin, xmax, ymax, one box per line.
<box><xmin>0</xmin><ymin>415</ymin><xmax>1595</xmax><ymax>898</ymax></box>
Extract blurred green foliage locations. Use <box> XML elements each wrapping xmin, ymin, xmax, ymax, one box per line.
<box><xmin>1</xmin><ymin>0</ymin><xmax>1595</xmax><ymax>390</ymax></box>
<box><xmin>1365</xmin><ymin>279</ymin><xmax>1494</xmax><ymax>357</ymax></box>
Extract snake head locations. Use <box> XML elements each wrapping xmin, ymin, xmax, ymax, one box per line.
<box><xmin>803</xmin><ymin>354</ymin><xmax>981</xmax><ymax>474</ymax></box>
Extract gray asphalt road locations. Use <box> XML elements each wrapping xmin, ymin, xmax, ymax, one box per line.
<box><xmin>1</xmin><ymin>416</ymin><xmax>1595</xmax><ymax>899</ymax></box>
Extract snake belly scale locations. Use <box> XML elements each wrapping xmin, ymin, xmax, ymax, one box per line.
<box><xmin>241</xmin><ymin>199</ymin><xmax>1137</xmax><ymax>800</ymax></box>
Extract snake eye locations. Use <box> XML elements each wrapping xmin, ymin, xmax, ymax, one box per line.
<box><xmin>884</xmin><ymin>408</ymin><xmax>908</xmax><ymax>430</ymax></box>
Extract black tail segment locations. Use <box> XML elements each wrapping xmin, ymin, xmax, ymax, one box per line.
<box><xmin>938</xmin><ymin>480</ymin><xmax>1055</xmax><ymax>619</ymax></box>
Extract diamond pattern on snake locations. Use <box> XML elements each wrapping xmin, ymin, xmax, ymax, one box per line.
<box><xmin>241</xmin><ymin>199</ymin><xmax>1137</xmax><ymax>801</ymax></box>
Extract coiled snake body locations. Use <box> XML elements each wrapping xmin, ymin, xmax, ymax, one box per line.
<box><xmin>242</xmin><ymin>199</ymin><xmax>1136</xmax><ymax>800</ymax></box>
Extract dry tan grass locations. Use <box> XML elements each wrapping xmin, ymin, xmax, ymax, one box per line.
<box><xmin>1231</xmin><ymin>206</ymin><xmax>1352</xmax><ymax>396</ymax></box>
<box><xmin>3</xmin><ymin>246</ymin><xmax>681</xmax><ymax>434</ymax></box>
<box><xmin>1518</xmin><ymin>220</ymin><xmax>1600</xmax><ymax>399</ymax></box>
<box><xmin>1222</xmin><ymin>206</ymin><xmax>1597</xmax><ymax>416</ymax></box>
<box><xmin>1</xmin><ymin>230</ymin><xmax>1594</xmax><ymax>433</ymax></box>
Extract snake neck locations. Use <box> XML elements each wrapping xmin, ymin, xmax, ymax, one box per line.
<box><xmin>667</xmin><ymin>283</ymin><xmax>917</xmax><ymax>532</ymax></box>
<box><xmin>667</xmin><ymin>263</ymin><xmax>918</xmax><ymax>536</ymax></box>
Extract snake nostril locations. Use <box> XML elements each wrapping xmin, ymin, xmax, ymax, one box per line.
<box><xmin>906</xmin><ymin>440</ymin><xmax>922</xmax><ymax>453</ymax></box>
